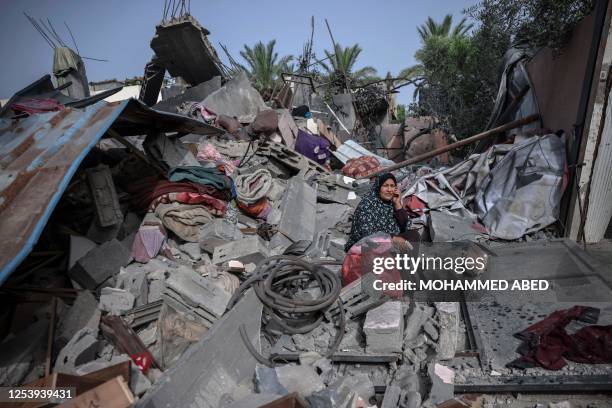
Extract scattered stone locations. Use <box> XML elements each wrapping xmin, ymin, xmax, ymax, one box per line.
<box><xmin>298</xmin><ymin>351</ymin><xmax>322</xmax><ymax>366</ymax></box>
<box><xmin>404</xmin><ymin>303</ymin><xmax>434</xmax><ymax>342</ymax></box>
<box><xmin>427</xmin><ymin>363</ymin><xmax>454</xmax><ymax>406</ymax></box>
<box><xmin>179</xmin><ymin>242</ymin><xmax>201</xmax><ymax>261</ymax></box>
<box><xmin>212</xmin><ymin>236</ymin><xmax>269</xmax><ymax>265</ymax></box>
<box><xmin>292</xmin><ymin>333</ymin><xmax>316</xmax><ymax>352</ymax></box>
<box><xmin>363</xmin><ymin>301</ymin><xmax>403</xmax><ymax>353</ymax></box>
<box><xmin>275</xmin><ymin>364</ymin><xmax>325</xmax><ymax>398</ymax></box>
<box><xmin>423</xmin><ymin>320</ymin><xmax>439</xmax><ymax>341</ymax></box>
<box><xmin>404</xmin><ymin>391</ymin><xmax>422</xmax><ymax>408</ymax></box>
<box><xmin>68</xmin><ymin>235</ymin><xmax>97</xmax><ymax>269</ymax></box>
<box><xmin>56</xmin><ymin>291</ymin><xmax>101</xmax><ymax>350</ymax></box>
<box><xmin>116</xmin><ymin>267</ymin><xmax>149</xmax><ymax>307</ymax></box>
<box><xmin>435</xmin><ymin>302</ymin><xmax>459</xmax><ymax>360</ymax></box>
<box><xmin>381</xmin><ymin>384</ymin><xmax>402</xmax><ymax>408</ymax></box>
<box><xmin>69</xmin><ymin>239</ymin><xmax>131</xmax><ymax>290</ymax></box>
<box><xmin>54</xmin><ymin>328</ymin><xmax>100</xmax><ymax>374</ymax></box>
<box><xmin>99</xmin><ymin>287</ymin><xmax>135</xmax><ymax>315</ymax></box>
<box><xmin>393</xmin><ymin>367</ymin><xmax>420</xmax><ymax>393</ymax></box>
<box><xmin>255</xmin><ymin>365</ymin><xmax>288</xmax><ymax>395</ymax></box>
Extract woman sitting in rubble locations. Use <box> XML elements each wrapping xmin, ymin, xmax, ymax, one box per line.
<box><xmin>344</xmin><ymin>173</ymin><xmax>414</xmax><ymax>252</ymax></box>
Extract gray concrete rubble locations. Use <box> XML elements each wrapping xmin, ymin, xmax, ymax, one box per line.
<box><xmin>277</xmin><ymin>177</ymin><xmax>317</xmax><ymax>243</ymax></box>
<box><xmin>56</xmin><ymin>291</ymin><xmax>101</xmax><ymax>349</ymax></box>
<box><xmin>75</xmin><ymin>354</ymin><xmax>152</xmax><ymax>396</ymax></box>
<box><xmin>135</xmin><ymin>290</ymin><xmax>262</xmax><ymax>408</ymax></box>
<box><xmin>363</xmin><ymin>301</ymin><xmax>404</xmax><ymax>354</ymax></box>
<box><xmin>54</xmin><ymin>327</ymin><xmax>100</xmax><ymax>374</ymax></box>
<box><xmin>429</xmin><ymin>211</ymin><xmax>486</xmax><ymax>242</ymax></box>
<box><xmin>68</xmin><ymin>235</ymin><xmax>97</xmax><ymax>269</ymax></box>
<box><xmin>255</xmin><ymin>365</ymin><xmax>288</xmax><ymax>395</ymax></box>
<box><xmin>427</xmin><ymin>363</ymin><xmax>455</xmax><ymax>406</ymax></box>
<box><xmin>68</xmin><ymin>238</ymin><xmax>132</xmax><ymax>290</ymax></box>
<box><xmin>163</xmin><ymin>266</ymin><xmax>232</xmax><ymax>327</ymax></box>
<box><xmin>199</xmin><ymin>218</ymin><xmax>244</xmax><ymax>254</ymax></box>
<box><xmin>116</xmin><ymin>267</ymin><xmax>149</xmax><ymax>307</ymax></box>
<box><xmin>434</xmin><ymin>302</ymin><xmax>459</xmax><ymax>360</ymax></box>
<box><xmin>212</xmin><ymin>235</ymin><xmax>269</xmax><ymax>266</ymax></box>
<box><xmin>153</xmin><ymin>76</ymin><xmax>222</xmax><ymax>113</ymax></box>
<box><xmin>202</xmin><ymin>71</ymin><xmax>266</xmax><ymax>122</ymax></box>
<box><xmin>86</xmin><ymin>164</ymin><xmax>123</xmax><ymax>228</ymax></box>
<box><xmin>99</xmin><ymin>287</ymin><xmax>136</xmax><ymax>315</ymax></box>
<box><xmin>275</xmin><ymin>364</ymin><xmax>325</xmax><ymax>399</ymax></box>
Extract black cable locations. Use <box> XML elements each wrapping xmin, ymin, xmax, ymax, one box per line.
<box><xmin>232</xmin><ymin>255</ymin><xmax>345</xmax><ymax>364</ymax></box>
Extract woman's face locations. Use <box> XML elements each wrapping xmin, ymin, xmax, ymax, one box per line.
<box><xmin>379</xmin><ymin>178</ymin><xmax>396</xmax><ymax>202</ymax></box>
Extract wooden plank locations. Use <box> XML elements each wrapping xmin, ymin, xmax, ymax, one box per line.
<box><xmin>56</xmin><ymin>376</ymin><xmax>134</xmax><ymax>408</ymax></box>
<box><xmin>81</xmin><ymin>361</ymin><xmax>131</xmax><ymax>385</ymax></box>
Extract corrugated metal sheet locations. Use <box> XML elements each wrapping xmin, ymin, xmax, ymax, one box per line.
<box><xmin>332</xmin><ymin>139</ymin><xmax>395</xmax><ymax>166</ymax></box>
<box><xmin>0</xmin><ymin>99</ymin><xmax>223</xmax><ymax>283</ymax></box>
<box><xmin>584</xmin><ymin>89</ymin><xmax>612</xmax><ymax>242</ymax></box>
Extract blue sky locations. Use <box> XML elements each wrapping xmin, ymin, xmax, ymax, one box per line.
<box><xmin>0</xmin><ymin>0</ymin><xmax>475</xmax><ymax>105</ymax></box>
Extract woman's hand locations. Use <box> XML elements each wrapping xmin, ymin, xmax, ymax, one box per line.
<box><xmin>392</xmin><ymin>236</ymin><xmax>413</xmax><ymax>252</ymax></box>
<box><xmin>392</xmin><ymin>187</ymin><xmax>402</xmax><ymax>210</ymax></box>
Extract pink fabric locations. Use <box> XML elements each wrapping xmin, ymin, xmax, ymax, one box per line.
<box><xmin>132</xmin><ymin>223</ymin><xmax>166</xmax><ymax>263</ymax></box>
<box><xmin>197</xmin><ymin>142</ymin><xmax>238</xmax><ymax>176</ymax></box>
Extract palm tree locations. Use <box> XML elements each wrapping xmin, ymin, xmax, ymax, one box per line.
<box><xmin>240</xmin><ymin>40</ymin><xmax>293</xmax><ymax>96</ymax></box>
<box><xmin>417</xmin><ymin>14</ymin><xmax>473</xmax><ymax>41</ymax></box>
<box><xmin>318</xmin><ymin>44</ymin><xmax>378</xmax><ymax>85</ymax></box>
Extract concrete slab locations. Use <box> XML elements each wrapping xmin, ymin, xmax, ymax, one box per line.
<box><xmin>150</xmin><ymin>16</ymin><xmax>224</xmax><ymax>86</ymax></box>
<box><xmin>363</xmin><ymin>301</ymin><xmax>403</xmax><ymax>354</ymax></box>
<box><xmin>69</xmin><ymin>239</ymin><xmax>131</xmax><ymax>290</ymax></box>
<box><xmin>135</xmin><ymin>290</ymin><xmax>263</xmax><ymax>408</ymax></box>
<box><xmin>212</xmin><ymin>236</ymin><xmax>269</xmax><ymax>266</ymax></box>
<box><xmin>99</xmin><ymin>287</ymin><xmax>136</xmax><ymax>315</ymax></box>
<box><xmin>202</xmin><ymin>71</ymin><xmax>266</xmax><ymax>122</ymax></box>
<box><xmin>56</xmin><ymin>291</ymin><xmax>101</xmax><ymax>349</ymax></box>
<box><xmin>278</xmin><ymin>178</ymin><xmax>317</xmax><ymax>243</ymax></box>
<box><xmin>54</xmin><ymin>328</ymin><xmax>100</xmax><ymax>374</ymax></box>
<box><xmin>154</xmin><ymin>76</ymin><xmax>222</xmax><ymax>113</ymax></box>
<box><xmin>86</xmin><ymin>164</ymin><xmax>123</xmax><ymax>227</ymax></box>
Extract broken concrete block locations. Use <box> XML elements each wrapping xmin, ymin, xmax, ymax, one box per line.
<box><xmin>85</xmin><ymin>164</ymin><xmax>123</xmax><ymax>227</ymax></box>
<box><xmin>199</xmin><ymin>218</ymin><xmax>244</xmax><ymax>254</ymax></box>
<box><xmin>277</xmin><ymin>178</ymin><xmax>317</xmax><ymax>243</ymax></box>
<box><xmin>69</xmin><ymin>239</ymin><xmax>131</xmax><ymax>290</ymax></box>
<box><xmin>163</xmin><ymin>268</ymin><xmax>232</xmax><ymax>327</ymax></box>
<box><xmin>116</xmin><ymin>268</ymin><xmax>149</xmax><ymax>307</ymax></box>
<box><xmin>56</xmin><ymin>291</ymin><xmax>101</xmax><ymax>349</ymax></box>
<box><xmin>428</xmin><ymin>363</ymin><xmax>454</xmax><ymax>406</ymax></box>
<box><xmin>255</xmin><ymin>365</ymin><xmax>288</xmax><ymax>395</ymax></box>
<box><xmin>86</xmin><ymin>164</ymin><xmax>123</xmax><ymax>227</ymax></box>
<box><xmin>99</xmin><ymin>287</ymin><xmax>135</xmax><ymax>315</ymax></box>
<box><xmin>202</xmin><ymin>71</ymin><xmax>266</xmax><ymax>122</ymax></box>
<box><xmin>275</xmin><ymin>364</ymin><xmax>325</xmax><ymax>398</ymax></box>
<box><xmin>404</xmin><ymin>303</ymin><xmax>434</xmax><ymax>342</ymax></box>
<box><xmin>429</xmin><ymin>211</ymin><xmax>484</xmax><ymax>242</ymax></box>
<box><xmin>86</xmin><ymin>218</ymin><xmax>122</xmax><ymax>244</ymax></box>
<box><xmin>393</xmin><ymin>367</ymin><xmax>420</xmax><ymax>393</ymax></box>
<box><xmin>212</xmin><ymin>236</ymin><xmax>269</xmax><ymax>266</ymax></box>
<box><xmin>435</xmin><ymin>302</ymin><xmax>459</xmax><ymax>360</ymax></box>
<box><xmin>179</xmin><ymin>242</ymin><xmax>201</xmax><ymax>261</ymax></box>
<box><xmin>363</xmin><ymin>301</ymin><xmax>403</xmax><ymax>353</ymax></box>
<box><xmin>69</xmin><ymin>235</ymin><xmax>97</xmax><ymax>269</ymax></box>
<box><xmin>54</xmin><ymin>328</ymin><xmax>100</xmax><ymax>374</ymax></box>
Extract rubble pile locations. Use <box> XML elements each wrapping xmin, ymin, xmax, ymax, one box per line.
<box><xmin>2</xmin><ymin>10</ymin><xmax>612</xmax><ymax>408</ymax></box>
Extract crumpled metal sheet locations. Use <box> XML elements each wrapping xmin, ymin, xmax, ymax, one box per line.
<box><xmin>0</xmin><ymin>98</ymin><xmax>223</xmax><ymax>284</ymax></box>
<box><xmin>475</xmin><ymin>134</ymin><xmax>566</xmax><ymax>240</ymax></box>
<box><xmin>401</xmin><ymin>134</ymin><xmax>565</xmax><ymax>239</ymax></box>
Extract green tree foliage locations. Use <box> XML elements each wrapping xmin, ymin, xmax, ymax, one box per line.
<box><xmin>395</xmin><ymin>104</ymin><xmax>406</xmax><ymax>123</ymax></box>
<box><xmin>240</xmin><ymin>40</ymin><xmax>293</xmax><ymax>99</ymax></box>
<box><xmin>466</xmin><ymin>0</ymin><xmax>595</xmax><ymax>54</ymax></box>
<box><xmin>318</xmin><ymin>43</ymin><xmax>378</xmax><ymax>94</ymax></box>
<box><xmin>417</xmin><ymin>14</ymin><xmax>474</xmax><ymax>41</ymax></box>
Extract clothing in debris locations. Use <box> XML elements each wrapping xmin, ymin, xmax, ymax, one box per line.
<box><xmin>155</xmin><ymin>203</ymin><xmax>213</xmax><ymax>242</ymax></box>
<box><xmin>127</xmin><ymin>177</ymin><xmax>229</xmax><ymax>211</ymax></box>
<box><xmin>345</xmin><ymin>173</ymin><xmax>410</xmax><ymax>251</ymax></box>
<box><xmin>168</xmin><ymin>166</ymin><xmax>232</xmax><ymax>191</ymax></box>
<box><xmin>508</xmin><ymin>305</ymin><xmax>612</xmax><ymax>370</ymax></box>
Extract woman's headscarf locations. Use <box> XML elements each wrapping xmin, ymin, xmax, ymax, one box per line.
<box><xmin>345</xmin><ymin>173</ymin><xmax>400</xmax><ymax>251</ymax></box>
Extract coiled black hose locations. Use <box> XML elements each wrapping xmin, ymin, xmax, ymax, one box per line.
<box><xmin>230</xmin><ymin>255</ymin><xmax>345</xmax><ymax>366</ymax></box>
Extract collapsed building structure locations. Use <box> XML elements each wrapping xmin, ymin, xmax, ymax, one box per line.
<box><xmin>1</xmin><ymin>3</ymin><xmax>612</xmax><ymax>408</ymax></box>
